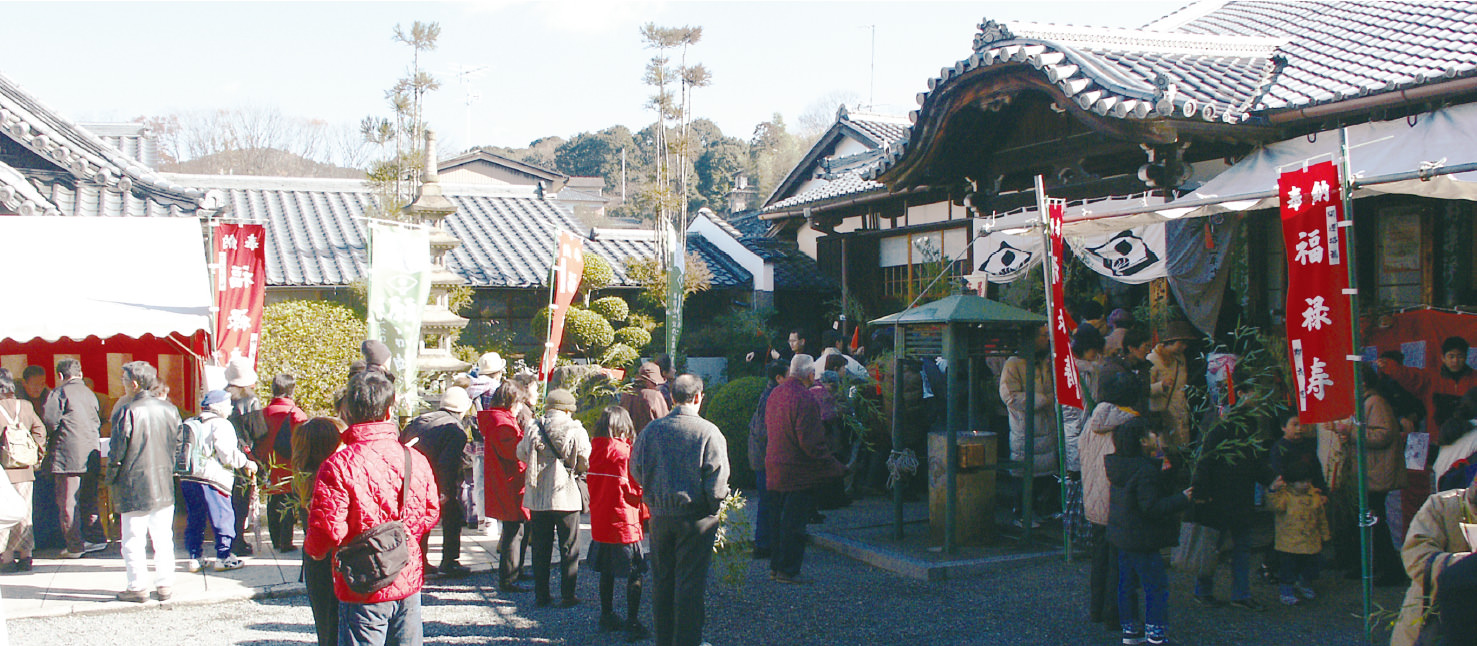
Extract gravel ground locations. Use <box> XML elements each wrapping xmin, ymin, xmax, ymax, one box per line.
<box><xmin>11</xmin><ymin>543</ymin><xmax>1399</xmax><ymax>645</ymax></box>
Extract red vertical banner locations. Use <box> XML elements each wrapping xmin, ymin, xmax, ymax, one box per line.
<box><xmin>213</xmin><ymin>223</ymin><xmax>267</xmax><ymax>366</ymax></box>
<box><xmin>540</xmin><ymin>231</ymin><xmax>585</xmax><ymax>381</ymax></box>
<box><xmin>1279</xmin><ymin>161</ymin><xmax>1354</xmax><ymax>423</ymax></box>
<box><xmin>1048</xmin><ymin>199</ymin><xmax>1084</xmax><ymax>409</ymax></box>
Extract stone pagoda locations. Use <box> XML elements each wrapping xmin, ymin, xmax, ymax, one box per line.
<box><xmin>404</xmin><ymin>129</ymin><xmax>472</xmax><ymax>381</ymax></box>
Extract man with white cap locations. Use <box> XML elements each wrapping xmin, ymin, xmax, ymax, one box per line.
<box><xmin>468</xmin><ymin>352</ymin><xmax>506</xmax><ymax>411</ymax></box>
<box><xmin>223</xmin><ymin>357</ymin><xmax>267</xmax><ymax>556</ymax></box>
<box><xmin>402</xmin><ymin>386</ymin><xmax>476</xmax><ymax>577</ymax></box>
<box><xmin>179</xmin><ymin>390</ymin><xmax>257</xmax><ymax>574</ymax></box>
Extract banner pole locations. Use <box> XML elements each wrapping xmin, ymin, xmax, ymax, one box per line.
<box><xmin>1338</xmin><ymin>126</ymin><xmax>1374</xmax><ymax>642</ymax></box>
<box><xmin>542</xmin><ymin>236</ymin><xmax>560</xmax><ymax>401</ymax></box>
<box><xmin>1035</xmin><ymin>176</ymin><xmax>1071</xmax><ymax>560</ymax></box>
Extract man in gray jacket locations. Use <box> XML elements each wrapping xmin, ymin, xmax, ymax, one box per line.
<box><xmin>42</xmin><ymin>358</ymin><xmax>102</xmax><ymax>559</ymax></box>
<box><xmin>630</xmin><ymin>374</ymin><xmax>730</xmax><ymax>646</ymax></box>
<box><xmin>107</xmin><ymin>361</ymin><xmax>182</xmax><ymax>602</ymax></box>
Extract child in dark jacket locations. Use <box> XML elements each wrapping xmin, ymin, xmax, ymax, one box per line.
<box><xmin>587</xmin><ymin>406</ymin><xmax>650</xmax><ymax>641</ymax></box>
<box><xmin>1107</xmin><ymin>417</ymin><xmax>1192</xmax><ymax>646</ymax></box>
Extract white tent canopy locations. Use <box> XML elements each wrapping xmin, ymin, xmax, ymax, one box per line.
<box><xmin>0</xmin><ymin>217</ymin><xmax>213</xmax><ymax>343</ymax></box>
<box><xmin>1066</xmin><ymin>101</ymin><xmax>1477</xmax><ymax>235</ymax></box>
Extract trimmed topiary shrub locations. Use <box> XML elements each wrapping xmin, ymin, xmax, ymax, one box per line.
<box><xmin>700</xmin><ymin>376</ymin><xmax>767</xmax><ymax>489</ymax></box>
<box><xmin>565</xmin><ymin>307</ymin><xmax>615</xmax><ymax>352</ymax></box>
<box><xmin>582</xmin><ymin>252</ymin><xmax>616</xmax><ymax>296</ymax></box>
<box><xmin>258</xmin><ymin>300</ymin><xmax>367</xmax><ymax>415</ymax></box>
<box><xmin>613</xmin><ymin>326</ymin><xmax>653</xmax><ymax>350</ymax></box>
<box><xmin>531</xmin><ymin>305</ymin><xmax>552</xmax><ymax>338</ymax></box>
<box><xmin>627</xmin><ymin>312</ymin><xmax>657</xmax><ymax>331</ymax></box>
<box><xmin>589</xmin><ymin>296</ymin><xmax>630</xmax><ymax>323</ymax></box>
<box><xmin>599</xmin><ymin>342</ymin><xmax>641</xmax><ymax>370</ymax></box>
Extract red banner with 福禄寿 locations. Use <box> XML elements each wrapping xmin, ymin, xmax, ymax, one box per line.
<box><xmin>1279</xmin><ymin>161</ymin><xmax>1355</xmax><ymax>423</ymax></box>
<box><xmin>213</xmin><ymin>223</ymin><xmax>267</xmax><ymax>367</ymax></box>
<box><xmin>1047</xmin><ymin>199</ymin><xmax>1085</xmax><ymax>410</ymax></box>
<box><xmin>540</xmin><ymin>231</ymin><xmax>585</xmax><ymax>381</ymax></box>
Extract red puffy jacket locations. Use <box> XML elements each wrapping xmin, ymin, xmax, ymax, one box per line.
<box><xmin>479</xmin><ymin>407</ymin><xmax>529</xmax><ymax>522</ymax></box>
<box><xmin>262</xmin><ymin>397</ymin><xmax>308</xmax><ymax>490</ymax></box>
<box><xmin>304</xmin><ymin>420</ymin><xmax>440</xmax><ymax>604</ymax></box>
<box><xmin>588</xmin><ymin>436</ymin><xmax>646</xmax><ymax>544</ymax></box>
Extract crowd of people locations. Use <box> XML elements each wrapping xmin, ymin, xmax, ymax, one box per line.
<box><xmin>9</xmin><ymin>308</ymin><xmax>1477</xmax><ymax>646</ymax></box>
<box><xmin>1042</xmin><ymin>301</ymin><xmax>1477</xmax><ymax>646</ymax></box>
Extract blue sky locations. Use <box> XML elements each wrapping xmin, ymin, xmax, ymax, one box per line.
<box><xmin>0</xmin><ymin>1</ymin><xmax>1187</xmax><ymax>153</ymax></box>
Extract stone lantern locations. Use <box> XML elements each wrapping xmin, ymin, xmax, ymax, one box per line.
<box><xmin>404</xmin><ymin>130</ymin><xmax>472</xmax><ymax>381</ymax></box>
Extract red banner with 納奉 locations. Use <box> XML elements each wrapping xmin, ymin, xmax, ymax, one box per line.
<box><xmin>1048</xmin><ymin>199</ymin><xmax>1084</xmax><ymax>409</ymax></box>
<box><xmin>1279</xmin><ymin>161</ymin><xmax>1354</xmax><ymax>423</ymax></box>
<box><xmin>213</xmin><ymin>223</ymin><xmax>267</xmax><ymax>367</ymax></box>
<box><xmin>540</xmin><ymin>231</ymin><xmax>585</xmax><ymax>381</ymax></box>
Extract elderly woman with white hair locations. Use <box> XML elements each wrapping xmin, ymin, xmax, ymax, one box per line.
<box><xmin>180</xmin><ymin>389</ymin><xmax>257</xmax><ymax>574</ymax></box>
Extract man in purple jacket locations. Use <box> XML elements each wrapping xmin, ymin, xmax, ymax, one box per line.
<box><xmin>764</xmin><ymin>354</ymin><xmax>845</xmax><ymax>584</ymax></box>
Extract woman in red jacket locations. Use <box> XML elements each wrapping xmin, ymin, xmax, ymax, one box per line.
<box><xmin>481</xmin><ymin>378</ymin><xmax>533</xmax><ymax>593</ymax></box>
<box><xmin>587</xmin><ymin>405</ymin><xmax>650</xmax><ymax>641</ymax></box>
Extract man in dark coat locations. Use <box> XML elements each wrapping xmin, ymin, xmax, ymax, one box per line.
<box><xmin>622</xmin><ymin>362</ymin><xmax>670</xmax><ymax>435</ymax></box>
<box><xmin>1191</xmin><ymin>405</ymin><xmax>1275</xmax><ymax>610</ymax></box>
<box><xmin>107</xmin><ymin>361</ymin><xmax>182</xmax><ymax>602</ymax></box>
<box><xmin>747</xmin><ymin>361</ymin><xmax>788</xmax><ymax>559</ymax></box>
<box><xmin>631</xmin><ymin>374</ymin><xmax>730</xmax><ymax>646</ymax></box>
<box><xmin>41</xmin><ymin>358</ymin><xmax>102</xmax><ymax>558</ymax></box>
<box><xmin>402</xmin><ymin>386</ymin><xmax>474</xmax><ymax>577</ymax></box>
<box><xmin>765</xmin><ymin>354</ymin><xmax>846</xmax><ymax>584</ymax></box>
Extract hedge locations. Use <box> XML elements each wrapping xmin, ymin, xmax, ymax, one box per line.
<box><xmin>700</xmin><ymin>376</ymin><xmax>767</xmax><ymax>489</ymax></box>
<box><xmin>257</xmin><ymin>300</ymin><xmax>366</xmax><ymax>415</ymax></box>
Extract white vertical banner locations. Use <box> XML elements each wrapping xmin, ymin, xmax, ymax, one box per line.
<box><xmin>367</xmin><ymin>223</ymin><xmax>432</xmax><ymax>414</ymax></box>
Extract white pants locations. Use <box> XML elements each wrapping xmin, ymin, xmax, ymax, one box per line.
<box><xmin>121</xmin><ymin>505</ymin><xmax>175</xmax><ymax>591</ymax></box>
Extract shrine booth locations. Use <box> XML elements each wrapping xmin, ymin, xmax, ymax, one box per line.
<box><xmin>872</xmin><ymin>294</ymin><xmax>1045</xmax><ymax>552</ymax></box>
<box><xmin>0</xmin><ymin>217</ymin><xmax>213</xmax><ymax>414</ymax></box>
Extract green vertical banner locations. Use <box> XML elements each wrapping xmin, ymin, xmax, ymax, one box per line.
<box><xmin>367</xmin><ymin>222</ymin><xmax>432</xmax><ymax>415</ymax></box>
<box><xmin>665</xmin><ymin>215</ymin><xmax>684</xmax><ymax>359</ymax></box>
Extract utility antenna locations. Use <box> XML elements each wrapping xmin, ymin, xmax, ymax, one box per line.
<box><xmin>451</xmin><ymin>64</ymin><xmax>489</xmax><ymax>147</ymax></box>
<box><xmin>868</xmin><ymin>25</ymin><xmax>876</xmax><ymax>109</ymax></box>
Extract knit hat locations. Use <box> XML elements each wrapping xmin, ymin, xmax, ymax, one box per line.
<box><xmin>1108</xmin><ymin>308</ymin><xmax>1135</xmax><ymax>329</ymax></box>
<box><xmin>1159</xmin><ymin>320</ymin><xmax>1200</xmax><ymax>344</ymax></box>
<box><xmin>1443</xmin><ymin>336</ymin><xmax>1471</xmax><ymax>356</ymax></box>
<box><xmin>362</xmin><ymin>340</ymin><xmax>392</xmax><ymax>367</ymax></box>
<box><xmin>545</xmin><ymin>389</ymin><xmax>577</xmax><ymax>412</ymax></box>
<box><xmin>476</xmin><ymin>352</ymin><xmax>506</xmax><ymax>375</ymax></box>
<box><xmin>224</xmin><ymin>358</ymin><xmax>257</xmax><ymax>387</ymax></box>
<box><xmin>440</xmin><ymin>386</ymin><xmax>472</xmax><ymax>414</ymax></box>
<box><xmin>200</xmin><ymin>389</ymin><xmax>230</xmax><ymax>409</ymax></box>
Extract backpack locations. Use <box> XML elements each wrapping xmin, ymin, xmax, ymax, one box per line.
<box><xmin>0</xmin><ymin>402</ymin><xmax>38</xmax><ymax>469</ymax></box>
<box><xmin>174</xmin><ymin>417</ymin><xmax>213</xmax><ymax>481</ymax></box>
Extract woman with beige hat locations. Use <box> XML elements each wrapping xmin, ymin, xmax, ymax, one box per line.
<box><xmin>223</xmin><ymin>357</ymin><xmax>267</xmax><ymax>556</ymax></box>
<box><xmin>1149</xmin><ymin>321</ymin><xmax>1198</xmax><ymax>448</ymax></box>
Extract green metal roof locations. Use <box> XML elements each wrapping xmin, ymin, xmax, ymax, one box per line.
<box><xmin>870</xmin><ymin>294</ymin><xmax>1045</xmax><ymax>326</ymax></box>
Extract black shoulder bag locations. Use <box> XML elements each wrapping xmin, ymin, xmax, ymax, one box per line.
<box><xmin>537</xmin><ymin>420</ymin><xmax>589</xmax><ymax>514</ymax></box>
<box><xmin>335</xmin><ymin>446</ymin><xmax>414</xmax><ymax>595</ymax></box>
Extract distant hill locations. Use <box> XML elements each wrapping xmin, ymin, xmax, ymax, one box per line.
<box><xmin>163</xmin><ymin>148</ymin><xmax>365</xmax><ymax>179</ymax></box>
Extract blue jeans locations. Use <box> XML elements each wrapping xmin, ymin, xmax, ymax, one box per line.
<box><xmin>338</xmin><ymin>592</ymin><xmax>422</xmax><ymax>646</ymax></box>
<box><xmin>181</xmin><ymin>481</ymin><xmax>235</xmax><ymax>559</ymax></box>
<box><xmin>1118</xmin><ymin>550</ymin><xmax>1169</xmax><ymax>631</ymax></box>
<box><xmin>753</xmin><ymin>469</ymin><xmax>774</xmax><ymax>552</ymax></box>
<box><xmin>1195</xmin><ymin>525</ymin><xmax>1251</xmax><ymax>601</ymax></box>
<box><xmin>768</xmin><ymin>488</ymin><xmax>817</xmax><ymax>577</ymax></box>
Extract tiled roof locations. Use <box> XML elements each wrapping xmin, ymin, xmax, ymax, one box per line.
<box><xmin>159</xmin><ymin>174</ymin><xmax>747</xmax><ymax>290</ymax></box>
<box><xmin>686</xmin><ymin>234</ymin><xmax>752</xmax><ymax>289</ymax></box>
<box><xmin>0</xmin><ymin>72</ymin><xmax>207</xmax><ymax>218</ymax></box>
<box><xmin>743</xmin><ymin>238</ymin><xmax>837</xmax><ymax>292</ymax></box>
<box><xmin>723</xmin><ymin>210</ymin><xmax>771</xmax><ymax>239</ymax></box>
<box><xmin>761</xmin><ymin>170</ymin><xmax>886</xmax><ymax>214</ymax></box>
<box><xmin>1158</xmin><ymin>1</ymin><xmax>1477</xmax><ymax>111</ymax></box>
<box><xmin>763</xmin><ymin>107</ymin><xmax>909</xmax><ymax>209</ymax></box>
<box><xmin>874</xmin><ymin>1</ymin><xmax>1477</xmax><ymax>179</ymax></box>
<box><xmin>79</xmin><ymin>122</ymin><xmax>158</xmax><ymax>167</ymax></box>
